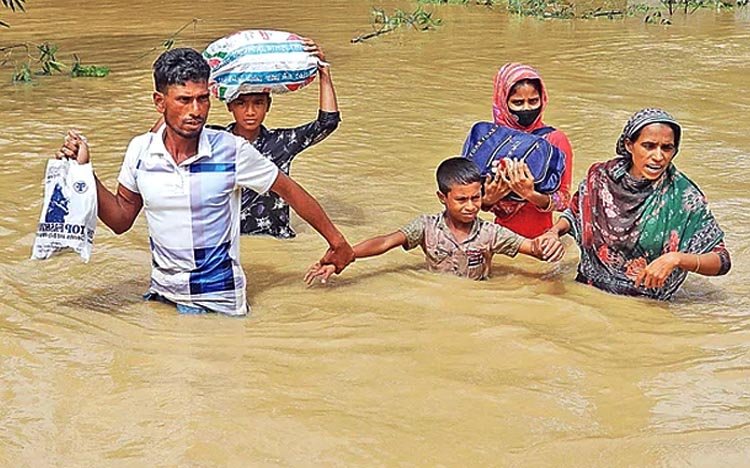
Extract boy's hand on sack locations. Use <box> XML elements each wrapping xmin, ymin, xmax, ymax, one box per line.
<box><xmin>302</xmin><ymin>38</ymin><xmax>328</xmax><ymax>68</ymax></box>
<box><xmin>56</xmin><ymin>130</ymin><xmax>90</xmax><ymax>164</ymax></box>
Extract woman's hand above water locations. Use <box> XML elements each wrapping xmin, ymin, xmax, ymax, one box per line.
<box><xmin>505</xmin><ymin>159</ymin><xmax>536</xmax><ymax>200</ymax></box>
<box><xmin>503</xmin><ymin>159</ymin><xmax>556</xmax><ymax>211</ymax></box>
<box><xmin>634</xmin><ymin>252</ymin><xmax>681</xmax><ymax>289</ymax></box>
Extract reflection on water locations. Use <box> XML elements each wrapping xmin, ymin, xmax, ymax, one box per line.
<box><xmin>1</xmin><ymin>0</ymin><xmax>749</xmax><ymax>465</ymax></box>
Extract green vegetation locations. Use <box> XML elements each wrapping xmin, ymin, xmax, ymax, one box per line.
<box><xmin>411</xmin><ymin>0</ymin><xmax>746</xmax><ymax>21</ymax></box>
<box><xmin>35</xmin><ymin>42</ymin><xmax>63</xmax><ymax>75</ymax></box>
<box><xmin>1</xmin><ymin>42</ymin><xmax>108</xmax><ymax>83</ymax></box>
<box><xmin>2</xmin><ymin>16</ymin><xmax>197</xmax><ymax>82</ymax></box>
<box><xmin>507</xmin><ymin>0</ymin><xmax>575</xmax><ymax>18</ymax></box>
<box><xmin>352</xmin><ymin>6</ymin><xmax>442</xmax><ymax>43</ymax></box>
<box><xmin>70</xmin><ymin>54</ymin><xmax>110</xmax><ymax>78</ymax></box>
<box><xmin>1</xmin><ymin>0</ymin><xmax>25</xmax><ymax>28</ymax></box>
<box><xmin>418</xmin><ymin>0</ymin><xmax>499</xmax><ymax>4</ymax></box>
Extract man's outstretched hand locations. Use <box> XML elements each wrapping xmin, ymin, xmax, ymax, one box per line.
<box><xmin>319</xmin><ymin>239</ymin><xmax>355</xmax><ymax>274</ymax></box>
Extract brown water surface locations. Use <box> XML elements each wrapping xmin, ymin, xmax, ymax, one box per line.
<box><xmin>1</xmin><ymin>1</ymin><xmax>749</xmax><ymax>465</ymax></box>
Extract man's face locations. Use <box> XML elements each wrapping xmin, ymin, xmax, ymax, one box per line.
<box><xmin>227</xmin><ymin>93</ymin><xmax>270</xmax><ymax>136</ymax></box>
<box><xmin>153</xmin><ymin>80</ymin><xmax>210</xmax><ymax>139</ymax></box>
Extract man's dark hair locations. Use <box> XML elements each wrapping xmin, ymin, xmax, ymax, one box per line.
<box><xmin>436</xmin><ymin>157</ymin><xmax>482</xmax><ymax>194</ymax></box>
<box><xmin>153</xmin><ymin>48</ymin><xmax>211</xmax><ymax>93</ymax></box>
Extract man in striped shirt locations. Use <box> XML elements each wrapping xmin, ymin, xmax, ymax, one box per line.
<box><xmin>56</xmin><ymin>48</ymin><xmax>354</xmax><ymax>315</ymax></box>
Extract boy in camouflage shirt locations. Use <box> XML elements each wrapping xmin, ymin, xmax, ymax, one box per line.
<box><xmin>306</xmin><ymin>158</ymin><xmax>565</xmax><ymax>283</ymax></box>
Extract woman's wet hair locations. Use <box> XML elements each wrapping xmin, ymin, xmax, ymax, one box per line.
<box><xmin>436</xmin><ymin>157</ymin><xmax>482</xmax><ymax>194</ymax></box>
<box><xmin>153</xmin><ymin>48</ymin><xmax>211</xmax><ymax>93</ymax></box>
<box><xmin>509</xmin><ymin>78</ymin><xmax>541</xmax><ymax>97</ymax></box>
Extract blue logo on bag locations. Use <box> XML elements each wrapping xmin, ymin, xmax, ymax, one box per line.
<box><xmin>73</xmin><ymin>180</ymin><xmax>88</xmax><ymax>194</ymax></box>
<box><xmin>45</xmin><ymin>183</ymin><xmax>70</xmax><ymax>223</ymax></box>
<box><xmin>461</xmin><ymin>122</ymin><xmax>566</xmax><ymax>202</ymax></box>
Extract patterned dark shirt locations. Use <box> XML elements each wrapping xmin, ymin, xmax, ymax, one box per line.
<box><xmin>220</xmin><ymin>110</ymin><xmax>340</xmax><ymax>238</ymax></box>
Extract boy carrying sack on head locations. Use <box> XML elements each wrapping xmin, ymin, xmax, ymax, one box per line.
<box><xmin>305</xmin><ymin>157</ymin><xmax>565</xmax><ymax>284</ymax></box>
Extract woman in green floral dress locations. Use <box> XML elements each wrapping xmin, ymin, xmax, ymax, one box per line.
<box><xmin>541</xmin><ymin>108</ymin><xmax>731</xmax><ymax>300</ymax></box>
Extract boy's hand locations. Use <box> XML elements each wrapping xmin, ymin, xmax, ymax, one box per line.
<box><xmin>302</xmin><ymin>38</ymin><xmax>327</xmax><ymax>67</ymax></box>
<box><xmin>532</xmin><ymin>231</ymin><xmax>565</xmax><ymax>262</ymax></box>
<box><xmin>304</xmin><ymin>262</ymin><xmax>336</xmax><ymax>286</ymax></box>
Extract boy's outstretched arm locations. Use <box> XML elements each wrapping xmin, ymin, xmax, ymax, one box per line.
<box><xmin>305</xmin><ymin>231</ymin><xmax>407</xmax><ymax>285</ymax></box>
<box><xmin>351</xmin><ymin>231</ymin><xmax>408</xmax><ymax>259</ymax></box>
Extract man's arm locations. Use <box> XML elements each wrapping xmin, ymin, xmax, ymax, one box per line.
<box><xmin>58</xmin><ymin>129</ymin><xmax>143</xmax><ymax>234</ymax></box>
<box><xmin>269</xmin><ymin>172</ymin><xmax>354</xmax><ymax>272</ymax></box>
<box><xmin>96</xmin><ymin>182</ymin><xmax>143</xmax><ymax>234</ymax></box>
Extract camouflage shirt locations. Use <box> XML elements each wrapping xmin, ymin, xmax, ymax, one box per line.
<box><xmin>399</xmin><ymin>212</ymin><xmax>523</xmax><ymax>280</ymax></box>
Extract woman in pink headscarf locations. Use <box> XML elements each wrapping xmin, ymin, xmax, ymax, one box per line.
<box><xmin>483</xmin><ymin>63</ymin><xmax>574</xmax><ymax>238</ymax></box>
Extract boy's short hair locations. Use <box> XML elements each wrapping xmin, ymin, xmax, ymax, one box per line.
<box><xmin>153</xmin><ymin>48</ymin><xmax>210</xmax><ymax>93</ymax></box>
<box><xmin>436</xmin><ymin>157</ymin><xmax>482</xmax><ymax>194</ymax></box>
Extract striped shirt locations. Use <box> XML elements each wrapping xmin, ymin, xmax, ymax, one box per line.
<box><xmin>118</xmin><ymin>125</ymin><xmax>279</xmax><ymax>315</ymax></box>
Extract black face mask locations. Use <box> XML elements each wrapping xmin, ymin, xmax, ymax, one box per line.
<box><xmin>510</xmin><ymin>108</ymin><xmax>542</xmax><ymax>128</ymax></box>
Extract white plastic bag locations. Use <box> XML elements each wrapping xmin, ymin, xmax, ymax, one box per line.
<box><xmin>203</xmin><ymin>30</ymin><xmax>321</xmax><ymax>102</ymax></box>
<box><xmin>31</xmin><ymin>159</ymin><xmax>97</xmax><ymax>262</ymax></box>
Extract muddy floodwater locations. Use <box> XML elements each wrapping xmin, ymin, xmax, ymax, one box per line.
<box><xmin>1</xmin><ymin>0</ymin><xmax>749</xmax><ymax>465</ymax></box>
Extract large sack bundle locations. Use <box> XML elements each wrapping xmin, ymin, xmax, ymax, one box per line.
<box><xmin>461</xmin><ymin>122</ymin><xmax>566</xmax><ymax>202</ymax></box>
<box><xmin>31</xmin><ymin>159</ymin><xmax>97</xmax><ymax>262</ymax></box>
<box><xmin>203</xmin><ymin>30</ymin><xmax>320</xmax><ymax>103</ymax></box>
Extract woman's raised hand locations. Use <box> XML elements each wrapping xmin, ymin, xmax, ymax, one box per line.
<box><xmin>482</xmin><ymin>160</ymin><xmax>511</xmax><ymax>208</ymax></box>
<box><xmin>505</xmin><ymin>159</ymin><xmax>536</xmax><ymax>200</ymax></box>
